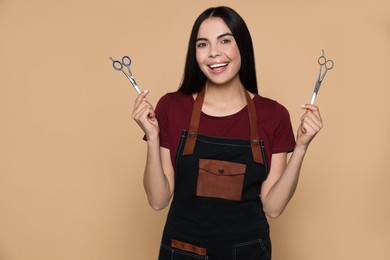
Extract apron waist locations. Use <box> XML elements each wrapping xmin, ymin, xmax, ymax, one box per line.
<box><xmin>162</xmin><ymin>198</ymin><xmax>269</xmax><ymax>247</ymax></box>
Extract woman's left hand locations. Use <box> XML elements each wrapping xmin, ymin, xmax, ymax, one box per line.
<box><xmin>296</xmin><ymin>104</ymin><xmax>323</xmax><ymax>150</ymax></box>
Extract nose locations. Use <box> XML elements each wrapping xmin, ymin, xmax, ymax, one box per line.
<box><xmin>208</xmin><ymin>44</ymin><xmax>221</xmax><ymax>57</ymax></box>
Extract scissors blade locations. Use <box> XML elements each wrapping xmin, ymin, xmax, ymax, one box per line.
<box><xmin>313</xmin><ymin>79</ymin><xmax>322</xmax><ymax>93</ymax></box>
<box><xmin>310</xmin><ymin>80</ymin><xmax>322</xmax><ymax>105</ymax></box>
<box><xmin>122</xmin><ymin>70</ymin><xmax>141</xmax><ymax>94</ymax></box>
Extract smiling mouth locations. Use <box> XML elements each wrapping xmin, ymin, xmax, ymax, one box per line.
<box><xmin>209</xmin><ymin>63</ymin><xmax>229</xmax><ymax>69</ymax></box>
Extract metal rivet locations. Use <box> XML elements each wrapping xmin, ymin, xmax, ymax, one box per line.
<box><xmin>189</xmin><ymin>132</ymin><xmax>196</xmax><ymax>138</ymax></box>
<box><xmin>218</xmin><ymin>169</ymin><xmax>224</xmax><ymax>174</ymax></box>
<box><xmin>252</xmin><ymin>139</ymin><xmax>259</xmax><ymax>145</ymax></box>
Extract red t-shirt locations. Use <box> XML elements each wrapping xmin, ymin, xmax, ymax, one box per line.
<box><xmin>155</xmin><ymin>91</ymin><xmax>296</xmax><ymax>171</ymax></box>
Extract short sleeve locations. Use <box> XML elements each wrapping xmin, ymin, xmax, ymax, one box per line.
<box><xmin>154</xmin><ymin>94</ymin><xmax>171</xmax><ymax>149</ymax></box>
<box><xmin>272</xmin><ymin>104</ymin><xmax>296</xmax><ymax>154</ymax></box>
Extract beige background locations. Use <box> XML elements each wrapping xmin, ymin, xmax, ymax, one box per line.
<box><xmin>1</xmin><ymin>0</ymin><xmax>389</xmax><ymax>259</ymax></box>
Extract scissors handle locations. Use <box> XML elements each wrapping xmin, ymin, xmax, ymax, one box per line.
<box><xmin>110</xmin><ymin>57</ymin><xmax>123</xmax><ymax>71</ymax></box>
<box><xmin>317</xmin><ymin>52</ymin><xmax>334</xmax><ymax>70</ymax></box>
<box><xmin>318</xmin><ymin>55</ymin><xmax>326</xmax><ymax>65</ymax></box>
<box><xmin>318</xmin><ymin>57</ymin><xmax>334</xmax><ymax>70</ymax></box>
<box><xmin>121</xmin><ymin>56</ymin><xmax>131</xmax><ymax>66</ymax></box>
<box><xmin>325</xmin><ymin>59</ymin><xmax>334</xmax><ymax>70</ymax></box>
<box><xmin>110</xmin><ymin>56</ymin><xmax>132</xmax><ymax>70</ymax></box>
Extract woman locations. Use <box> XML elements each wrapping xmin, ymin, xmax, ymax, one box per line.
<box><xmin>132</xmin><ymin>6</ymin><xmax>323</xmax><ymax>260</ymax></box>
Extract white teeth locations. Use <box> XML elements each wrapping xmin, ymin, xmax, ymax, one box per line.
<box><xmin>210</xmin><ymin>63</ymin><xmax>228</xmax><ymax>69</ymax></box>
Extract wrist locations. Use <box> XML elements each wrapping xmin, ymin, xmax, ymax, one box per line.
<box><xmin>293</xmin><ymin>143</ymin><xmax>308</xmax><ymax>155</ymax></box>
<box><xmin>146</xmin><ymin>134</ymin><xmax>159</xmax><ymax>143</ymax></box>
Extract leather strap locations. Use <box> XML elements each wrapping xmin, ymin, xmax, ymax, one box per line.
<box><xmin>182</xmin><ymin>87</ymin><xmax>264</xmax><ymax>164</ymax></box>
<box><xmin>182</xmin><ymin>87</ymin><xmax>205</xmax><ymax>155</ymax></box>
<box><xmin>244</xmin><ymin>90</ymin><xmax>264</xmax><ymax>164</ymax></box>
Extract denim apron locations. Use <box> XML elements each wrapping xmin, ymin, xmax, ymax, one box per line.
<box><xmin>158</xmin><ymin>87</ymin><xmax>271</xmax><ymax>260</ymax></box>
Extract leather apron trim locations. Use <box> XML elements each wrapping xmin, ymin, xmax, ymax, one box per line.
<box><xmin>171</xmin><ymin>239</ymin><xmax>207</xmax><ymax>256</ymax></box>
<box><xmin>182</xmin><ymin>87</ymin><xmax>264</xmax><ymax>164</ymax></box>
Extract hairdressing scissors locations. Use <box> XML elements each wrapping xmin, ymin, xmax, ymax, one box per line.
<box><xmin>110</xmin><ymin>56</ymin><xmax>141</xmax><ymax>94</ymax></box>
<box><xmin>310</xmin><ymin>49</ymin><xmax>334</xmax><ymax>104</ymax></box>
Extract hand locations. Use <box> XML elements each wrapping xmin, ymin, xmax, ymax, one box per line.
<box><xmin>132</xmin><ymin>90</ymin><xmax>159</xmax><ymax>140</ymax></box>
<box><xmin>296</xmin><ymin>104</ymin><xmax>323</xmax><ymax>150</ymax></box>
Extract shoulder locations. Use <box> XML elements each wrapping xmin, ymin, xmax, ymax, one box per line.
<box><xmin>157</xmin><ymin>91</ymin><xmax>193</xmax><ymax>107</ymax></box>
<box><xmin>155</xmin><ymin>91</ymin><xmax>194</xmax><ymax>118</ymax></box>
<box><xmin>253</xmin><ymin>94</ymin><xmax>290</xmax><ymax>117</ymax></box>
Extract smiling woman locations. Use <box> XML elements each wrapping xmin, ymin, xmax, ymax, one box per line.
<box><xmin>131</xmin><ymin>6</ymin><xmax>323</xmax><ymax>260</ymax></box>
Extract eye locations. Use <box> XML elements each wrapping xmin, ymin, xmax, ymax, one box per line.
<box><xmin>197</xmin><ymin>42</ymin><xmax>207</xmax><ymax>48</ymax></box>
<box><xmin>221</xmin><ymin>39</ymin><xmax>231</xmax><ymax>44</ymax></box>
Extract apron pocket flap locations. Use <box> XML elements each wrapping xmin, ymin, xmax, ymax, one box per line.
<box><xmin>199</xmin><ymin>159</ymin><xmax>246</xmax><ymax>176</ymax></box>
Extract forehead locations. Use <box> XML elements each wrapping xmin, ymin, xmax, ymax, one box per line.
<box><xmin>197</xmin><ymin>17</ymin><xmax>232</xmax><ymax>38</ymax></box>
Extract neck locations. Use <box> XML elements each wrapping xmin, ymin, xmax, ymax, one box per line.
<box><xmin>200</xmin><ymin>80</ymin><xmax>249</xmax><ymax>117</ymax></box>
<box><xmin>205</xmin><ymin>75</ymin><xmax>245</xmax><ymax>100</ymax></box>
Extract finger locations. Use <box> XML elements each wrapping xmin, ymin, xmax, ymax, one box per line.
<box><xmin>137</xmin><ymin>101</ymin><xmax>157</xmax><ymax>122</ymax></box>
<box><xmin>132</xmin><ymin>103</ymin><xmax>148</xmax><ymax>120</ymax></box>
<box><xmin>300</xmin><ymin>104</ymin><xmax>322</xmax><ymax>121</ymax></box>
<box><xmin>133</xmin><ymin>98</ymin><xmax>154</xmax><ymax>119</ymax></box>
<box><xmin>133</xmin><ymin>103</ymin><xmax>154</xmax><ymax>122</ymax></box>
<box><xmin>146</xmin><ymin>105</ymin><xmax>156</xmax><ymax>121</ymax></box>
<box><xmin>134</xmin><ymin>89</ymin><xmax>150</xmax><ymax>110</ymax></box>
<box><xmin>300</xmin><ymin>104</ymin><xmax>318</xmax><ymax>111</ymax></box>
<box><xmin>301</xmin><ymin>105</ymin><xmax>322</xmax><ymax>124</ymax></box>
<box><xmin>303</xmin><ymin>109</ymin><xmax>323</xmax><ymax>129</ymax></box>
<box><xmin>301</xmin><ymin>115</ymin><xmax>322</xmax><ymax>134</ymax></box>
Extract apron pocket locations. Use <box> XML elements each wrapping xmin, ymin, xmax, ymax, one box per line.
<box><xmin>232</xmin><ymin>238</ymin><xmax>271</xmax><ymax>260</ymax></box>
<box><xmin>197</xmin><ymin>159</ymin><xmax>246</xmax><ymax>201</ymax></box>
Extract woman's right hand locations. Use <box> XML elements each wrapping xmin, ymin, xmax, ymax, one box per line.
<box><xmin>132</xmin><ymin>90</ymin><xmax>159</xmax><ymax>141</ymax></box>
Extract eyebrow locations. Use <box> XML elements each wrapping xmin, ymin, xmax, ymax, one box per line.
<box><xmin>195</xmin><ymin>33</ymin><xmax>234</xmax><ymax>42</ymax></box>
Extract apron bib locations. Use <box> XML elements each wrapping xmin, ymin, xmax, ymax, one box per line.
<box><xmin>159</xmin><ymin>87</ymin><xmax>272</xmax><ymax>260</ymax></box>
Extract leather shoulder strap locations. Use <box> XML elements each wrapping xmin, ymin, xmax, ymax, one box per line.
<box><xmin>182</xmin><ymin>87</ymin><xmax>205</xmax><ymax>155</ymax></box>
<box><xmin>244</xmin><ymin>91</ymin><xmax>264</xmax><ymax>164</ymax></box>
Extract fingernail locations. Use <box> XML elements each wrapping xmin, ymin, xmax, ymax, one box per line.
<box><xmin>300</xmin><ymin>104</ymin><xmax>306</xmax><ymax>108</ymax></box>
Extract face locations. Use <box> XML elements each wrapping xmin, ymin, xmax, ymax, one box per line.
<box><xmin>195</xmin><ymin>17</ymin><xmax>241</xmax><ymax>86</ymax></box>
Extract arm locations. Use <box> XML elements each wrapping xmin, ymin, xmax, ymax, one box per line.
<box><xmin>132</xmin><ymin>90</ymin><xmax>175</xmax><ymax>211</ymax></box>
<box><xmin>261</xmin><ymin>104</ymin><xmax>323</xmax><ymax>218</ymax></box>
